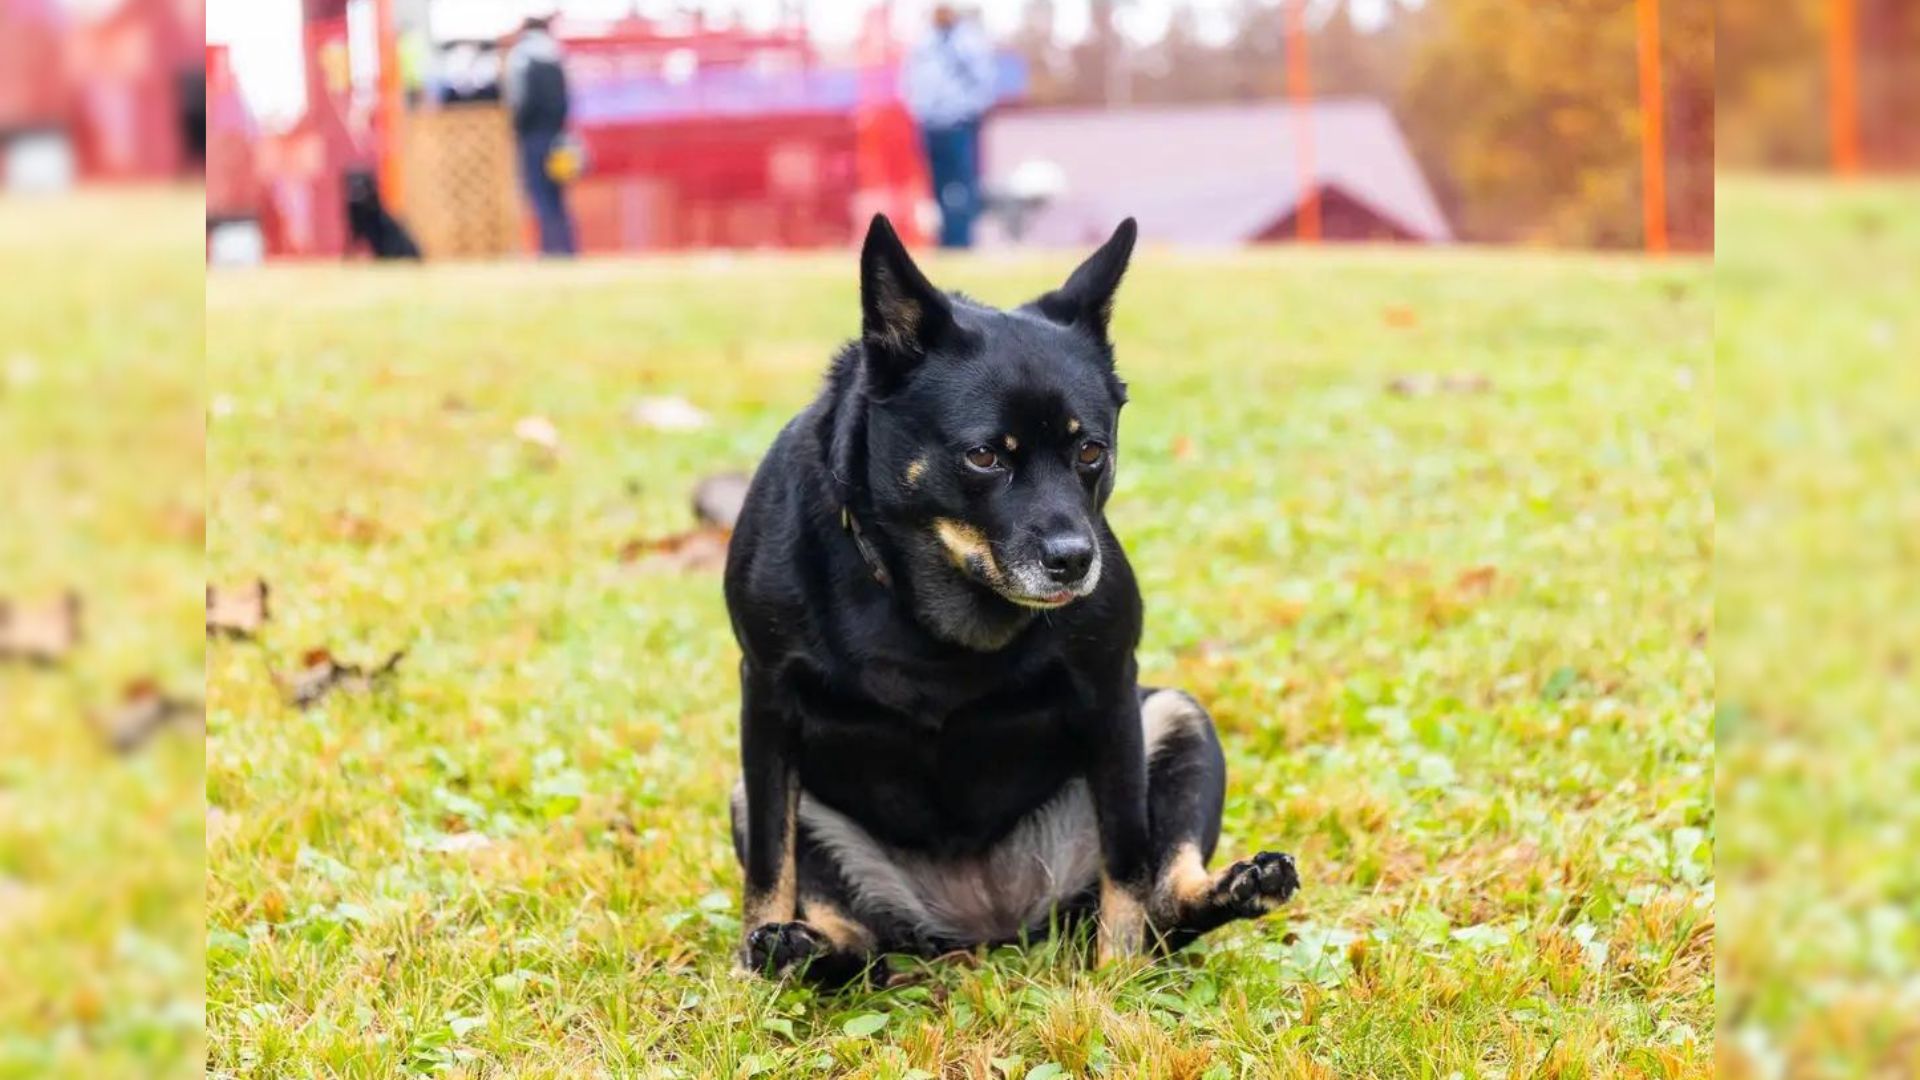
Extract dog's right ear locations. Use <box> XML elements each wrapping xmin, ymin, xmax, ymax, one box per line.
<box><xmin>860</xmin><ymin>214</ymin><xmax>954</xmax><ymax>392</ymax></box>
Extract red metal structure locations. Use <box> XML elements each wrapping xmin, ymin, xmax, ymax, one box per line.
<box><xmin>205</xmin><ymin>44</ymin><xmax>259</xmax><ymax>221</ymax></box>
<box><xmin>67</xmin><ymin>0</ymin><xmax>202</xmax><ymax>180</ymax></box>
<box><xmin>0</xmin><ymin>0</ymin><xmax>68</xmax><ymax>137</ymax></box>
<box><xmin>555</xmin><ymin>16</ymin><xmax>927</xmax><ymax>251</ymax></box>
<box><xmin>223</xmin><ymin>5</ymin><xmax>947</xmax><ymax>258</ymax></box>
<box><xmin>2</xmin><ymin>0</ymin><xmax>200</xmax><ymax>185</ymax></box>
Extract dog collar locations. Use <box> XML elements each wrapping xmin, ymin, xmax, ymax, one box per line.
<box><xmin>840</xmin><ymin>506</ymin><xmax>893</xmax><ymax>589</ymax></box>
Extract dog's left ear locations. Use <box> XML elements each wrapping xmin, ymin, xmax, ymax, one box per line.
<box><xmin>1031</xmin><ymin>218</ymin><xmax>1137</xmax><ymax>345</ymax></box>
<box><xmin>861</xmin><ymin>214</ymin><xmax>956</xmax><ymax>393</ymax></box>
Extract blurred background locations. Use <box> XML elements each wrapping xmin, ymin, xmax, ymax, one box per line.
<box><xmin>0</xmin><ymin>1</ymin><xmax>1911</xmax><ymax>262</ymax></box>
<box><xmin>0</xmin><ymin>0</ymin><xmax>1916</xmax><ymax>1075</ymax></box>
<box><xmin>184</xmin><ymin>0</ymin><xmax>1730</xmax><ymax>262</ymax></box>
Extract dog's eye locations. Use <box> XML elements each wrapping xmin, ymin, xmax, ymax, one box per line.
<box><xmin>1076</xmin><ymin>441</ymin><xmax>1108</xmax><ymax>468</ymax></box>
<box><xmin>964</xmin><ymin>446</ymin><xmax>1003</xmax><ymax>472</ymax></box>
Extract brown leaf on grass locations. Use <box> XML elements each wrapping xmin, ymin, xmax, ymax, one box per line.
<box><xmin>1171</xmin><ymin>434</ymin><xmax>1195</xmax><ymax>462</ymax></box>
<box><xmin>618</xmin><ymin>528</ymin><xmax>731</xmax><ymax>573</ymax></box>
<box><xmin>158</xmin><ymin>504</ymin><xmax>206</xmax><ymax>545</ymax></box>
<box><xmin>691</xmin><ymin>472</ymin><xmax>752</xmax><ymax>531</ymax></box>
<box><xmin>286</xmin><ymin>647</ymin><xmax>405</xmax><ymax>710</ymax></box>
<box><xmin>1454</xmin><ymin>565</ymin><xmax>1499</xmax><ymax>598</ymax></box>
<box><xmin>95</xmin><ymin>679</ymin><xmax>204</xmax><ymax>754</ymax></box>
<box><xmin>330</xmin><ymin>512</ymin><xmax>384</xmax><ymax>545</ymax></box>
<box><xmin>0</xmin><ymin>591</ymin><xmax>82</xmax><ymax>665</ymax></box>
<box><xmin>1382</xmin><ymin>305</ymin><xmax>1420</xmax><ymax>329</ymax></box>
<box><xmin>206</xmin><ymin>579</ymin><xmax>270</xmax><ymax>639</ymax></box>
<box><xmin>1386</xmin><ymin>373</ymin><xmax>1493</xmax><ymax>397</ymax></box>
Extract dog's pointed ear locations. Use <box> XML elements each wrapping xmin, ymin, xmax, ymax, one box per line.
<box><xmin>861</xmin><ymin>214</ymin><xmax>954</xmax><ymax>391</ymax></box>
<box><xmin>1032</xmin><ymin>218</ymin><xmax>1136</xmax><ymax>344</ymax></box>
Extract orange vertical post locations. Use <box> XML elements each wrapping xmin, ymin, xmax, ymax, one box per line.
<box><xmin>1828</xmin><ymin>0</ymin><xmax>1862</xmax><ymax>175</ymax></box>
<box><xmin>1283</xmin><ymin>0</ymin><xmax>1320</xmax><ymax>245</ymax></box>
<box><xmin>374</xmin><ymin>0</ymin><xmax>406</xmax><ymax>208</ymax></box>
<box><xmin>1635</xmin><ymin>0</ymin><xmax>1668</xmax><ymax>254</ymax></box>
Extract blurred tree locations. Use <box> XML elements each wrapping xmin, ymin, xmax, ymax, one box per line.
<box><xmin>1718</xmin><ymin>0</ymin><xmax>1827</xmax><ymax>169</ymax></box>
<box><xmin>1720</xmin><ymin>0</ymin><xmax>1918</xmax><ymax>171</ymax></box>
<box><xmin>1399</xmin><ymin>0</ymin><xmax>1712</xmax><ymax>249</ymax></box>
<box><xmin>1002</xmin><ymin>0</ymin><xmax>1718</xmax><ymax>248</ymax></box>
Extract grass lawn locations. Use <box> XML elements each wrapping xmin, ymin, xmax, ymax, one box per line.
<box><xmin>1715</xmin><ymin>178</ymin><xmax>1920</xmax><ymax>1075</ymax></box>
<box><xmin>0</xmin><ymin>190</ymin><xmax>205</xmax><ymax>1076</ymax></box>
<box><xmin>196</xmin><ymin>193</ymin><xmax>1718</xmax><ymax>1077</ymax></box>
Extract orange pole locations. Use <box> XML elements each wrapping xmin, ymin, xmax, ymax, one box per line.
<box><xmin>1635</xmin><ymin>0</ymin><xmax>1668</xmax><ymax>254</ymax></box>
<box><xmin>374</xmin><ymin>0</ymin><xmax>406</xmax><ymax>209</ymax></box>
<box><xmin>1828</xmin><ymin>0</ymin><xmax>1862</xmax><ymax>175</ymax></box>
<box><xmin>1283</xmin><ymin>0</ymin><xmax>1320</xmax><ymax>245</ymax></box>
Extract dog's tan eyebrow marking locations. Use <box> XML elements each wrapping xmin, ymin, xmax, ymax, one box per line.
<box><xmin>1001</xmin><ymin>434</ymin><xmax>1019</xmax><ymax>452</ymax></box>
<box><xmin>1066</xmin><ymin>417</ymin><xmax>1081</xmax><ymax>435</ymax></box>
<box><xmin>904</xmin><ymin>457</ymin><xmax>927</xmax><ymax>486</ymax></box>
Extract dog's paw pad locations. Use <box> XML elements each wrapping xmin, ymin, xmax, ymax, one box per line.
<box><xmin>1214</xmin><ymin>852</ymin><xmax>1299</xmax><ymax>914</ymax></box>
<box><xmin>743</xmin><ymin>921</ymin><xmax>830</xmax><ymax>975</ymax></box>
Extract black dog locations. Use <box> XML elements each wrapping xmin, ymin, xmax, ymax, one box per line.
<box><xmin>724</xmin><ymin>216</ymin><xmax>1298</xmax><ymax>983</ymax></box>
<box><xmin>345</xmin><ymin>172</ymin><xmax>422</xmax><ymax>261</ymax></box>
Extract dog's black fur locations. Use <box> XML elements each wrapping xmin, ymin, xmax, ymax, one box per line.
<box><xmin>345</xmin><ymin>172</ymin><xmax>423</xmax><ymax>261</ymax></box>
<box><xmin>724</xmin><ymin>216</ymin><xmax>1298</xmax><ymax>983</ymax></box>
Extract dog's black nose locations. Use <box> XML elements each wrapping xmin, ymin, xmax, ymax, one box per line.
<box><xmin>1039</xmin><ymin>535</ymin><xmax>1095</xmax><ymax>584</ymax></box>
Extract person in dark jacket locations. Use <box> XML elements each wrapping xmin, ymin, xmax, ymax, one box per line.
<box><xmin>504</xmin><ymin>15</ymin><xmax>576</xmax><ymax>256</ymax></box>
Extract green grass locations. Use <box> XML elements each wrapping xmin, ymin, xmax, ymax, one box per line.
<box><xmin>0</xmin><ymin>190</ymin><xmax>205</xmax><ymax>1077</ymax></box>
<box><xmin>197</xmin><ymin>200</ymin><xmax>1717</xmax><ymax>1076</ymax></box>
<box><xmin>1715</xmin><ymin>179</ymin><xmax>1920</xmax><ymax>1076</ymax></box>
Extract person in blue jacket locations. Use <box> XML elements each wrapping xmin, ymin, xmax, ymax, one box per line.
<box><xmin>902</xmin><ymin>4</ymin><xmax>998</xmax><ymax>249</ymax></box>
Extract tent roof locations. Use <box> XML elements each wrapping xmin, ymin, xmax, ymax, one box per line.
<box><xmin>983</xmin><ymin>99</ymin><xmax>1453</xmax><ymax>245</ymax></box>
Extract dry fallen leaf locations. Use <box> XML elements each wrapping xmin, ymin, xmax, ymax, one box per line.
<box><xmin>206</xmin><ymin>579</ymin><xmax>271</xmax><ymax>639</ymax></box>
<box><xmin>1454</xmin><ymin>565</ymin><xmax>1500</xmax><ymax>597</ymax></box>
<box><xmin>1171</xmin><ymin>435</ymin><xmax>1195</xmax><ymax>462</ymax></box>
<box><xmin>1382</xmin><ymin>305</ymin><xmax>1420</xmax><ymax>329</ymax></box>
<box><xmin>514</xmin><ymin>415</ymin><xmax>562</xmax><ymax>455</ymax></box>
<box><xmin>330</xmin><ymin>512</ymin><xmax>384</xmax><ymax>545</ymax></box>
<box><xmin>619</xmin><ymin>528</ymin><xmax>731</xmax><ymax>573</ymax></box>
<box><xmin>286</xmin><ymin>648</ymin><xmax>406</xmax><ymax>710</ymax></box>
<box><xmin>0</xmin><ymin>592</ymin><xmax>82</xmax><ymax>665</ymax></box>
<box><xmin>0</xmin><ymin>875</ymin><xmax>43</xmax><ymax>933</ymax></box>
<box><xmin>159</xmin><ymin>504</ymin><xmax>206</xmax><ymax>545</ymax></box>
<box><xmin>691</xmin><ymin>472</ymin><xmax>752</xmax><ymax>531</ymax></box>
<box><xmin>629</xmin><ymin>395</ymin><xmax>710</xmax><ymax>432</ymax></box>
<box><xmin>96</xmin><ymin>679</ymin><xmax>205</xmax><ymax>754</ymax></box>
<box><xmin>1387</xmin><ymin>374</ymin><xmax>1494</xmax><ymax>398</ymax></box>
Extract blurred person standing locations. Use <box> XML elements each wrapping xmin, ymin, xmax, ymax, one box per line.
<box><xmin>903</xmin><ymin>3</ymin><xmax>997</xmax><ymax>249</ymax></box>
<box><xmin>504</xmin><ymin>14</ymin><xmax>576</xmax><ymax>256</ymax></box>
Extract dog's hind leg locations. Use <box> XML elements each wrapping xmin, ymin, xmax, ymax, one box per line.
<box><xmin>1136</xmin><ymin>689</ymin><xmax>1300</xmax><ymax>951</ymax></box>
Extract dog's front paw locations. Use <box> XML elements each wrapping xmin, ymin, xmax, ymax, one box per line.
<box><xmin>741</xmin><ymin>920</ymin><xmax>830</xmax><ymax>977</ymax></box>
<box><xmin>1213</xmin><ymin>852</ymin><xmax>1300</xmax><ymax>917</ymax></box>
